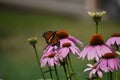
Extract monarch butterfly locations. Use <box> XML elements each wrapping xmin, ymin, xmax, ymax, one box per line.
<box><xmin>43</xmin><ymin>31</ymin><xmax>59</xmax><ymax>46</ymax></box>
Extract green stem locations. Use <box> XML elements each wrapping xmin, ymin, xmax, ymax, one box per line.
<box><xmin>66</xmin><ymin>58</ymin><xmax>71</xmax><ymax>80</ymax></box>
<box><xmin>110</xmin><ymin>72</ymin><xmax>113</xmax><ymax>80</ymax></box>
<box><xmin>115</xmin><ymin>45</ymin><xmax>119</xmax><ymax>80</ymax></box>
<box><xmin>54</xmin><ymin>65</ymin><xmax>60</xmax><ymax>80</ymax></box>
<box><xmin>48</xmin><ymin>66</ymin><xmax>53</xmax><ymax>80</ymax></box>
<box><xmin>116</xmin><ymin>71</ymin><xmax>118</xmax><ymax>80</ymax></box>
<box><xmin>63</xmin><ymin>64</ymin><xmax>68</xmax><ymax>80</ymax></box>
<box><xmin>68</xmin><ymin>55</ymin><xmax>74</xmax><ymax>73</ymax></box>
<box><xmin>68</xmin><ymin>55</ymin><xmax>78</xmax><ymax>80</ymax></box>
<box><xmin>108</xmin><ymin>72</ymin><xmax>109</xmax><ymax>80</ymax></box>
<box><xmin>95</xmin><ymin>21</ymin><xmax>99</xmax><ymax>34</ymax></box>
<box><xmin>32</xmin><ymin>44</ymin><xmax>45</xmax><ymax>80</ymax></box>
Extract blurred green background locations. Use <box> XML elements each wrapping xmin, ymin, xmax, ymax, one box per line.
<box><xmin>0</xmin><ymin>5</ymin><xmax>120</xmax><ymax>80</ymax></box>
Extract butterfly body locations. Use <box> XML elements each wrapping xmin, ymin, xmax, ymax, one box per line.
<box><xmin>43</xmin><ymin>31</ymin><xmax>59</xmax><ymax>46</ymax></box>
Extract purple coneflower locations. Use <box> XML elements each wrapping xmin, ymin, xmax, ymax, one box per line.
<box><xmin>97</xmin><ymin>53</ymin><xmax>120</xmax><ymax>72</ymax></box>
<box><xmin>106</xmin><ymin>33</ymin><xmax>120</xmax><ymax>46</ymax></box>
<box><xmin>40</xmin><ymin>51</ymin><xmax>59</xmax><ymax>67</ymax></box>
<box><xmin>56</xmin><ymin>30</ymin><xmax>83</xmax><ymax>47</ymax></box>
<box><xmin>84</xmin><ymin>64</ymin><xmax>102</xmax><ymax>79</ymax></box>
<box><xmin>79</xmin><ymin>34</ymin><xmax>113</xmax><ymax>61</ymax></box>
<box><xmin>58</xmin><ymin>38</ymin><xmax>81</xmax><ymax>58</ymax></box>
<box><xmin>54</xmin><ymin>30</ymin><xmax>82</xmax><ymax>58</ymax></box>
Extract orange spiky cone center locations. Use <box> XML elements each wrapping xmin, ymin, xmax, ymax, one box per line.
<box><xmin>89</xmin><ymin>34</ymin><xmax>104</xmax><ymax>46</ymax></box>
<box><xmin>56</xmin><ymin>30</ymin><xmax>69</xmax><ymax>39</ymax></box>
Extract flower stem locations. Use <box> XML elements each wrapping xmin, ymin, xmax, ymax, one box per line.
<box><xmin>95</xmin><ymin>21</ymin><xmax>99</xmax><ymax>34</ymax></box>
<box><xmin>115</xmin><ymin>44</ymin><xmax>119</xmax><ymax>80</ymax></box>
<box><xmin>110</xmin><ymin>71</ymin><xmax>113</xmax><ymax>80</ymax></box>
<box><xmin>63</xmin><ymin>63</ymin><xmax>68</xmax><ymax>80</ymax></box>
<box><xmin>32</xmin><ymin>44</ymin><xmax>45</xmax><ymax>80</ymax></box>
<box><xmin>66</xmin><ymin>58</ymin><xmax>71</xmax><ymax>80</ymax></box>
<box><xmin>54</xmin><ymin>65</ymin><xmax>60</xmax><ymax>80</ymax></box>
<box><xmin>48</xmin><ymin>66</ymin><xmax>53</xmax><ymax>80</ymax></box>
<box><xmin>107</xmin><ymin>72</ymin><xmax>109</xmax><ymax>80</ymax></box>
<box><xmin>68</xmin><ymin>55</ymin><xmax>78</xmax><ymax>80</ymax></box>
<box><xmin>116</xmin><ymin>71</ymin><xmax>118</xmax><ymax>80</ymax></box>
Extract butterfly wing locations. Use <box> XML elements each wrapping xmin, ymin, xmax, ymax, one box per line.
<box><xmin>43</xmin><ymin>31</ymin><xmax>59</xmax><ymax>46</ymax></box>
<box><xmin>51</xmin><ymin>33</ymin><xmax>59</xmax><ymax>46</ymax></box>
<box><xmin>43</xmin><ymin>31</ymin><xmax>54</xmax><ymax>44</ymax></box>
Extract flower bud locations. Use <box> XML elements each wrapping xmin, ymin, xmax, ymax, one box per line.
<box><xmin>88</xmin><ymin>11</ymin><xmax>106</xmax><ymax>23</ymax></box>
<box><xmin>27</xmin><ymin>37</ymin><xmax>38</xmax><ymax>45</ymax></box>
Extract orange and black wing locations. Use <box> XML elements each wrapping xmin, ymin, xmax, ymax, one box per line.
<box><xmin>51</xmin><ymin>33</ymin><xmax>59</xmax><ymax>46</ymax></box>
<box><xmin>43</xmin><ymin>31</ymin><xmax>59</xmax><ymax>46</ymax></box>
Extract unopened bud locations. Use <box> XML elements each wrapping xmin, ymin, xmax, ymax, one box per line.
<box><xmin>28</xmin><ymin>37</ymin><xmax>38</xmax><ymax>45</ymax></box>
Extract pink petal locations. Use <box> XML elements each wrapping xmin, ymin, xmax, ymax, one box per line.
<box><xmin>106</xmin><ymin>38</ymin><xmax>112</xmax><ymax>46</ymax></box>
<box><xmin>87</xmin><ymin>47</ymin><xmax>96</xmax><ymax>60</ymax></box>
<box><xmin>89</xmin><ymin>71</ymin><xmax>93</xmax><ymax>79</ymax></box>
<box><xmin>68</xmin><ymin>36</ymin><xmax>83</xmax><ymax>47</ymax></box>
<box><xmin>108</xmin><ymin>59</ymin><xmax>115</xmax><ymax>71</ymax></box>
<box><xmin>95</xmin><ymin>54</ymin><xmax>99</xmax><ymax>61</ymax></box>
<box><xmin>74</xmin><ymin>46</ymin><xmax>81</xmax><ymax>55</ymax></box>
<box><xmin>97</xmin><ymin>70</ymin><xmax>103</xmax><ymax>78</ymax></box>
<box><xmin>95</xmin><ymin>46</ymin><xmax>102</xmax><ymax>57</ymax></box>
<box><xmin>48</xmin><ymin>58</ymin><xmax>54</xmax><ymax>67</ymax></box>
<box><xmin>87</xmin><ymin>64</ymin><xmax>93</xmax><ymax>67</ymax></box>
<box><xmin>79</xmin><ymin>46</ymin><xmax>89</xmax><ymax>59</ymax></box>
<box><xmin>70</xmin><ymin>46</ymin><xmax>80</xmax><ymax>55</ymax></box>
<box><xmin>84</xmin><ymin>68</ymin><xmax>92</xmax><ymax>72</ymax></box>
<box><xmin>41</xmin><ymin>58</ymin><xmax>48</xmax><ymax>67</ymax></box>
<box><xmin>92</xmin><ymin>69</ymin><xmax>96</xmax><ymax>74</ymax></box>
<box><xmin>98</xmin><ymin>45</ymin><xmax>112</xmax><ymax>57</ymax></box>
<box><xmin>59</xmin><ymin>48</ymin><xmax>69</xmax><ymax>58</ymax></box>
<box><xmin>70</xmin><ymin>47</ymin><xmax>76</xmax><ymax>54</ymax></box>
<box><xmin>99</xmin><ymin>59</ymin><xmax>108</xmax><ymax>72</ymax></box>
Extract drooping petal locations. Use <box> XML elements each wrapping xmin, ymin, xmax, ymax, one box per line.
<box><xmin>70</xmin><ymin>47</ymin><xmax>76</xmax><ymax>54</ymax></box>
<box><xmin>89</xmin><ymin>71</ymin><xmax>93</xmax><ymax>79</ymax></box>
<box><xmin>68</xmin><ymin>36</ymin><xmax>83</xmax><ymax>47</ymax></box>
<box><xmin>116</xmin><ymin>38</ymin><xmax>120</xmax><ymax>45</ymax></box>
<box><xmin>70</xmin><ymin>46</ymin><xmax>80</xmax><ymax>55</ymax></box>
<box><xmin>95</xmin><ymin>46</ymin><xmax>103</xmax><ymax>57</ymax></box>
<box><xmin>59</xmin><ymin>48</ymin><xmax>69</xmax><ymax>58</ymax></box>
<box><xmin>100</xmin><ymin>45</ymin><xmax>113</xmax><ymax>56</ymax></box>
<box><xmin>87</xmin><ymin>47</ymin><xmax>96</xmax><ymax>60</ymax></box>
<box><xmin>100</xmin><ymin>59</ymin><xmax>109</xmax><ymax>72</ymax></box>
<box><xmin>97</xmin><ymin>70</ymin><xmax>103</xmax><ymax>78</ymax></box>
<box><xmin>87</xmin><ymin>64</ymin><xmax>93</xmax><ymax>67</ymax></box>
<box><xmin>112</xmin><ymin>58</ymin><xmax>118</xmax><ymax>70</ymax></box>
<box><xmin>48</xmin><ymin>58</ymin><xmax>54</xmax><ymax>67</ymax></box>
<box><xmin>41</xmin><ymin>58</ymin><xmax>48</xmax><ymax>67</ymax></box>
<box><xmin>79</xmin><ymin>46</ymin><xmax>89</xmax><ymax>59</ymax></box>
<box><xmin>84</xmin><ymin>68</ymin><xmax>92</xmax><ymax>72</ymax></box>
<box><xmin>106</xmin><ymin>38</ymin><xmax>112</xmax><ymax>46</ymax></box>
<box><xmin>92</xmin><ymin>69</ymin><xmax>96</xmax><ymax>74</ymax></box>
<box><xmin>108</xmin><ymin>59</ymin><xmax>116</xmax><ymax>72</ymax></box>
<box><xmin>95</xmin><ymin>53</ymin><xmax>99</xmax><ymax>61</ymax></box>
<box><xmin>74</xmin><ymin>46</ymin><xmax>81</xmax><ymax>55</ymax></box>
